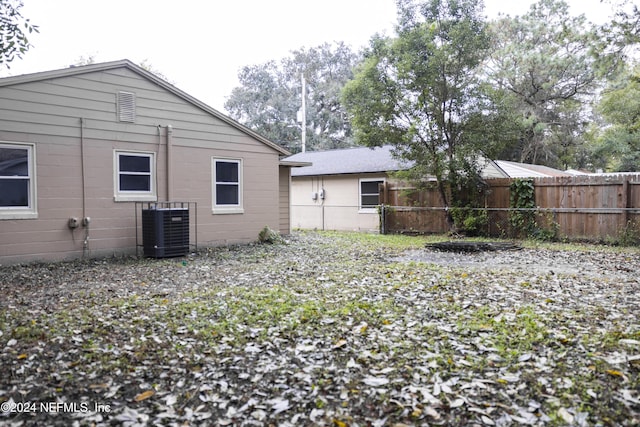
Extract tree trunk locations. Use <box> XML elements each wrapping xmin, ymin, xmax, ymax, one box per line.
<box><xmin>436</xmin><ymin>179</ymin><xmax>455</xmax><ymax>231</ymax></box>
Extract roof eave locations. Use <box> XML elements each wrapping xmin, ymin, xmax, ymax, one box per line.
<box><xmin>291</xmin><ymin>169</ymin><xmax>400</xmax><ymax>177</ymax></box>
<box><xmin>280</xmin><ymin>160</ymin><xmax>313</xmax><ymax>168</ymax></box>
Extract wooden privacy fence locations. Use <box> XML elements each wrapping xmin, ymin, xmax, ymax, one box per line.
<box><xmin>379</xmin><ymin>174</ymin><xmax>640</xmax><ymax>241</ymax></box>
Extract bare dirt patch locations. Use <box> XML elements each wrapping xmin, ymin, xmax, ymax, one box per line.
<box><xmin>396</xmin><ymin>244</ymin><xmax>636</xmax><ymax>279</ymax></box>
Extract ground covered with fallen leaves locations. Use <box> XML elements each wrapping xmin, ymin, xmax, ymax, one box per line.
<box><xmin>0</xmin><ymin>231</ymin><xmax>639</xmax><ymax>426</ymax></box>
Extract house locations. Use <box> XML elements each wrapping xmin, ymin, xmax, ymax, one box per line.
<box><xmin>285</xmin><ymin>146</ymin><xmax>409</xmax><ymax>231</ymax></box>
<box><xmin>0</xmin><ymin>60</ymin><xmax>294</xmax><ymax>265</ymax></box>
<box><xmin>284</xmin><ymin>146</ymin><xmax>569</xmax><ymax>232</ymax></box>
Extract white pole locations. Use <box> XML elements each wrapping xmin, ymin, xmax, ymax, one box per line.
<box><xmin>301</xmin><ymin>74</ymin><xmax>306</xmax><ymax>153</ymax></box>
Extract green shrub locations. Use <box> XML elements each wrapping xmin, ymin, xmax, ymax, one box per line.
<box><xmin>258</xmin><ymin>225</ymin><xmax>284</xmax><ymax>244</ymax></box>
<box><xmin>450</xmin><ymin>206</ymin><xmax>489</xmax><ymax>236</ymax></box>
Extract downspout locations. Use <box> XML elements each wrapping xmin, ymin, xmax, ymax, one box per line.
<box><xmin>301</xmin><ymin>75</ymin><xmax>306</xmax><ymax>153</ymax></box>
<box><xmin>166</xmin><ymin>125</ymin><xmax>173</xmax><ymax>202</ymax></box>
<box><xmin>321</xmin><ymin>177</ymin><xmax>325</xmax><ymax>231</ymax></box>
<box><xmin>156</xmin><ymin>125</ymin><xmax>162</xmax><ymax>202</ymax></box>
<box><xmin>80</xmin><ymin>118</ymin><xmax>90</xmax><ymax>256</ymax></box>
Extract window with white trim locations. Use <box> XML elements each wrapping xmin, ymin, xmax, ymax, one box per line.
<box><xmin>213</xmin><ymin>158</ymin><xmax>243</xmax><ymax>214</ymax></box>
<box><xmin>114</xmin><ymin>151</ymin><xmax>156</xmax><ymax>201</ymax></box>
<box><xmin>0</xmin><ymin>142</ymin><xmax>37</xmax><ymax>219</ymax></box>
<box><xmin>359</xmin><ymin>179</ymin><xmax>383</xmax><ymax>211</ymax></box>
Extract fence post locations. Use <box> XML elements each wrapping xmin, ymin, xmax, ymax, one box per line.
<box><xmin>622</xmin><ymin>178</ymin><xmax>629</xmax><ymax>227</ymax></box>
<box><xmin>379</xmin><ymin>204</ymin><xmax>386</xmax><ymax>235</ymax></box>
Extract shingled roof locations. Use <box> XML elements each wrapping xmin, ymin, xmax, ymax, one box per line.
<box><xmin>287</xmin><ymin>146</ymin><xmax>411</xmax><ymax>176</ymax></box>
<box><xmin>286</xmin><ymin>146</ymin><xmax>574</xmax><ymax>179</ymax></box>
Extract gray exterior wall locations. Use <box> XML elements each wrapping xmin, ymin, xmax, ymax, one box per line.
<box><xmin>0</xmin><ymin>62</ymin><xmax>289</xmax><ymax>264</ymax></box>
<box><xmin>278</xmin><ymin>166</ymin><xmax>291</xmax><ymax>235</ymax></box>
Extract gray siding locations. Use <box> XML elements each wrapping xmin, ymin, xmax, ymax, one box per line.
<box><xmin>0</xmin><ymin>65</ymin><xmax>286</xmax><ymax>264</ymax></box>
<box><xmin>278</xmin><ymin>166</ymin><xmax>291</xmax><ymax>235</ymax></box>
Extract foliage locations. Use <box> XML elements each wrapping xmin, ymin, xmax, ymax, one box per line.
<box><xmin>594</xmin><ymin>0</ymin><xmax>640</xmax><ymax>67</ymax></box>
<box><xmin>588</xmin><ymin>63</ymin><xmax>640</xmax><ymax>171</ymax></box>
<box><xmin>258</xmin><ymin>225</ymin><xmax>284</xmax><ymax>244</ymax></box>
<box><xmin>138</xmin><ymin>59</ymin><xmax>174</xmax><ymax>84</ymax></box>
<box><xmin>342</xmin><ymin>0</ymin><xmax>493</xmax><ymax>229</ymax></box>
<box><xmin>72</xmin><ymin>54</ymin><xmax>97</xmax><ymax>66</ymax></box>
<box><xmin>449</xmin><ymin>169</ymin><xmax>491</xmax><ymax>236</ymax></box>
<box><xmin>70</xmin><ymin>55</ymin><xmax>175</xmax><ymax>84</ymax></box>
<box><xmin>486</xmin><ymin>0</ymin><xmax>607</xmax><ymax>169</ymax></box>
<box><xmin>221</xmin><ymin>0</ymin><xmax>638</xmax><ymax>171</ymax></box>
<box><xmin>0</xmin><ymin>0</ymin><xmax>38</xmax><ymax>68</ymax></box>
<box><xmin>533</xmin><ymin>210</ymin><xmax>560</xmax><ymax>242</ymax></box>
<box><xmin>508</xmin><ymin>178</ymin><xmax>560</xmax><ymax>241</ymax></box>
<box><xmin>616</xmin><ymin>220</ymin><xmax>640</xmax><ymax>246</ymax></box>
<box><xmin>450</xmin><ymin>206</ymin><xmax>488</xmax><ymax>236</ymax></box>
<box><xmin>225</xmin><ymin>42</ymin><xmax>360</xmax><ymax>152</ymax></box>
<box><xmin>509</xmin><ymin>178</ymin><xmax>537</xmax><ymax>237</ymax></box>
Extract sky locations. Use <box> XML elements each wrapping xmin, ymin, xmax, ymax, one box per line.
<box><xmin>1</xmin><ymin>0</ymin><xmax>620</xmax><ymax>113</ymax></box>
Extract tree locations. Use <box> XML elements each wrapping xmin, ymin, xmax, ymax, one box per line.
<box><xmin>588</xmin><ymin>63</ymin><xmax>640</xmax><ymax>171</ymax></box>
<box><xmin>342</xmin><ymin>0</ymin><xmax>492</xmax><ymax>227</ymax></box>
<box><xmin>225</xmin><ymin>42</ymin><xmax>360</xmax><ymax>152</ymax></box>
<box><xmin>594</xmin><ymin>0</ymin><xmax>640</xmax><ymax>69</ymax></box>
<box><xmin>0</xmin><ymin>0</ymin><xmax>38</xmax><ymax>68</ymax></box>
<box><xmin>139</xmin><ymin>59</ymin><xmax>174</xmax><ymax>84</ymax></box>
<box><xmin>225</xmin><ymin>60</ymin><xmax>300</xmax><ymax>151</ymax></box>
<box><xmin>72</xmin><ymin>54</ymin><xmax>97</xmax><ymax>66</ymax></box>
<box><xmin>486</xmin><ymin>0</ymin><xmax>608</xmax><ymax>169</ymax></box>
<box><xmin>72</xmin><ymin>55</ymin><xmax>175</xmax><ymax>83</ymax></box>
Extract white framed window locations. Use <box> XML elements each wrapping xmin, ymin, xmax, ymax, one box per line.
<box><xmin>0</xmin><ymin>142</ymin><xmax>37</xmax><ymax>219</ymax></box>
<box><xmin>114</xmin><ymin>150</ymin><xmax>156</xmax><ymax>202</ymax></box>
<box><xmin>212</xmin><ymin>158</ymin><xmax>243</xmax><ymax>214</ymax></box>
<box><xmin>359</xmin><ymin>178</ymin><xmax>384</xmax><ymax>212</ymax></box>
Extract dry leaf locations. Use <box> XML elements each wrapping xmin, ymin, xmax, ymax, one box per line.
<box><xmin>363</xmin><ymin>377</ymin><xmax>390</xmax><ymax>387</ymax></box>
<box><xmin>0</xmin><ymin>231</ymin><xmax>638</xmax><ymax>426</ymax></box>
<box><xmin>270</xmin><ymin>398</ymin><xmax>290</xmax><ymax>415</ymax></box>
<box><xmin>134</xmin><ymin>390</ymin><xmax>155</xmax><ymax>402</ymax></box>
<box><xmin>423</xmin><ymin>406</ymin><xmax>441</xmax><ymax>419</ymax></box>
<box><xmin>557</xmin><ymin>407</ymin><xmax>574</xmax><ymax>424</ymax></box>
<box><xmin>333</xmin><ymin>339</ymin><xmax>348</xmax><ymax>349</ymax></box>
<box><xmin>450</xmin><ymin>398</ymin><xmax>465</xmax><ymax>408</ymax></box>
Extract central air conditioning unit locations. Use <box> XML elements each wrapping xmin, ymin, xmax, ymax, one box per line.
<box><xmin>142</xmin><ymin>206</ymin><xmax>190</xmax><ymax>258</ymax></box>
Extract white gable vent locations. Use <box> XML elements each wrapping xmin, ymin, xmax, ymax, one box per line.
<box><xmin>117</xmin><ymin>91</ymin><xmax>136</xmax><ymax>123</ymax></box>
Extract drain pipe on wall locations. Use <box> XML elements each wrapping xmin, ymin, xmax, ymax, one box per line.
<box><xmin>156</xmin><ymin>125</ymin><xmax>162</xmax><ymax>203</ymax></box>
<box><xmin>79</xmin><ymin>117</ymin><xmax>90</xmax><ymax>256</ymax></box>
<box><xmin>321</xmin><ymin>177</ymin><xmax>325</xmax><ymax>231</ymax></box>
<box><xmin>166</xmin><ymin>125</ymin><xmax>173</xmax><ymax>202</ymax></box>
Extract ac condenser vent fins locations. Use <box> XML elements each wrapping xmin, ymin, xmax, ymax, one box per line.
<box><xmin>117</xmin><ymin>91</ymin><xmax>136</xmax><ymax>123</ymax></box>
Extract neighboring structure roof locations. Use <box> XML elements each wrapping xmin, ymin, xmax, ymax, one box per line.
<box><xmin>0</xmin><ymin>59</ymin><xmax>290</xmax><ymax>156</ymax></box>
<box><xmin>493</xmin><ymin>160</ymin><xmax>571</xmax><ymax>178</ymax></box>
<box><xmin>286</xmin><ymin>145</ymin><xmax>508</xmax><ymax>179</ymax></box>
<box><xmin>481</xmin><ymin>159</ymin><xmax>509</xmax><ymax>179</ymax></box>
<box><xmin>285</xmin><ymin>145</ymin><xmax>575</xmax><ymax>179</ymax></box>
<box><xmin>565</xmin><ymin>168</ymin><xmax>591</xmax><ymax>176</ymax></box>
<box><xmin>287</xmin><ymin>145</ymin><xmax>411</xmax><ymax>176</ymax></box>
